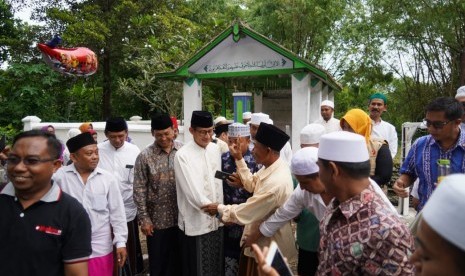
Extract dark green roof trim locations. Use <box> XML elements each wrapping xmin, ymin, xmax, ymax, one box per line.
<box><xmin>156</xmin><ymin>21</ymin><xmax>342</xmax><ymax>91</ymax></box>
<box><xmin>195</xmin><ymin>68</ymin><xmax>304</xmax><ymax>79</ymax></box>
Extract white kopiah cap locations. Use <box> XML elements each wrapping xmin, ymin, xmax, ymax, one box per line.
<box><xmin>318</xmin><ymin>131</ymin><xmax>369</xmax><ymax>162</ymax></box>
<box><xmin>291</xmin><ymin>147</ymin><xmax>319</xmax><ymax>176</ymax></box>
<box><xmin>250</xmin><ymin>112</ymin><xmax>270</xmax><ymax>125</ymax></box>
<box><xmin>242</xmin><ymin>112</ymin><xmax>252</xmax><ymax>119</ymax></box>
<box><xmin>214</xmin><ymin>116</ymin><xmax>233</xmax><ymax>126</ymax></box>
<box><xmin>321</xmin><ymin>100</ymin><xmax>334</xmax><ymax>109</ymax></box>
<box><xmin>455</xmin><ymin>86</ymin><xmax>465</xmax><ymax>99</ymax></box>
<box><xmin>228</xmin><ymin>123</ymin><xmax>250</xmax><ymax>138</ymax></box>
<box><xmin>300</xmin><ymin>124</ymin><xmax>325</xmax><ymax>144</ymax></box>
<box><xmin>422</xmin><ymin>174</ymin><xmax>465</xmax><ymax>252</ymax></box>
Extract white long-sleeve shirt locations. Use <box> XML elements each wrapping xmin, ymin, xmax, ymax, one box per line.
<box><xmin>260</xmin><ymin>179</ymin><xmax>398</xmax><ymax>237</ymax></box>
<box><xmin>53</xmin><ymin>165</ymin><xmax>128</xmax><ymax>258</ymax></box>
<box><xmin>314</xmin><ymin>118</ymin><xmax>342</xmax><ymax>133</ymax></box>
<box><xmin>280</xmin><ymin>142</ymin><xmax>293</xmax><ymax>166</ymax></box>
<box><xmin>174</xmin><ymin>141</ymin><xmax>223</xmax><ymax>236</ymax></box>
<box><xmin>97</xmin><ymin>141</ymin><xmax>140</xmax><ymax>221</ymax></box>
<box><xmin>371</xmin><ymin>119</ymin><xmax>398</xmax><ymax>158</ymax></box>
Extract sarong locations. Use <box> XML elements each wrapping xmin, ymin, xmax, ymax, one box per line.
<box><xmin>179</xmin><ymin>227</ymin><xmax>224</xmax><ymax>276</ymax></box>
<box><xmin>89</xmin><ymin>252</ymin><xmax>113</xmax><ymax>276</ymax></box>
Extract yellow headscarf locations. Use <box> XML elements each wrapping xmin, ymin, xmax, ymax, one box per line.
<box><xmin>79</xmin><ymin>122</ymin><xmax>93</xmax><ymax>133</ymax></box>
<box><xmin>340</xmin><ymin>108</ymin><xmax>371</xmax><ymax>144</ymax></box>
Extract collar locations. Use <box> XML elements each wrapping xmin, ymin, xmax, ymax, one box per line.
<box><xmin>64</xmin><ymin>163</ymin><xmax>103</xmax><ymax>176</ymax></box>
<box><xmin>100</xmin><ymin>140</ymin><xmax>128</xmax><ymax>151</ymax></box>
<box><xmin>333</xmin><ymin>184</ymin><xmax>375</xmax><ymax>220</ymax></box>
<box><xmin>151</xmin><ymin>141</ymin><xmax>181</xmax><ymax>155</ymax></box>
<box><xmin>371</xmin><ymin>118</ymin><xmax>383</xmax><ymax>125</ymax></box>
<box><xmin>427</xmin><ymin>129</ymin><xmax>465</xmax><ymax>150</ymax></box>
<box><xmin>1</xmin><ymin>181</ymin><xmax>62</xmax><ymax>203</ymax></box>
<box><xmin>256</xmin><ymin>158</ymin><xmax>285</xmax><ymax>181</ymax></box>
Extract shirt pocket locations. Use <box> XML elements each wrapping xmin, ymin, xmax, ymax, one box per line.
<box><xmin>91</xmin><ymin>194</ymin><xmax>108</xmax><ymax>211</ymax></box>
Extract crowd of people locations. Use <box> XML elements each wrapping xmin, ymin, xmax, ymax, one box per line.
<box><xmin>1</xmin><ymin>88</ymin><xmax>465</xmax><ymax>276</ymax></box>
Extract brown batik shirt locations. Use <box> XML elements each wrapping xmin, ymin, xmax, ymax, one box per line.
<box><xmin>133</xmin><ymin>140</ymin><xmax>182</xmax><ymax>229</ymax></box>
<box><xmin>317</xmin><ymin>184</ymin><xmax>415</xmax><ymax>275</ymax></box>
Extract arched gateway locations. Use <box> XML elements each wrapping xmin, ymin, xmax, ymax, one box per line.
<box><xmin>156</xmin><ymin>21</ymin><xmax>341</xmax><ymax>150</ymax></box>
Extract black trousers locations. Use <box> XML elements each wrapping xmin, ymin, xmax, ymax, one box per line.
<box><xmin>147</xmin><ymin>226</ymin><xmax>182</xmax><ymax>276</ymax></box>
<box><xmin>298</xmin><ymin>248</ymin><xmax>319</xmax><ymax>276</ymax></box>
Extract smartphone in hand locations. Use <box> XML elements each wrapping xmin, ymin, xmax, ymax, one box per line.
<box><xmin>265</xmin><ymin>241</ymin><xmax>293</xmax><ymax>276</ymax></box>
<box><xmin>214</xmin><ymin>170</ymin><xmax>232</xmax><ymax>181</ymax></box>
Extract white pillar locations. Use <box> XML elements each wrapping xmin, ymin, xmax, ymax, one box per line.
<box><xmin>322</xmin><ymin>84</ymin><xmax>329</xmax><ymax>101</ymax></box>
<box><xmin>183</xmin><ymin>78</ymin><xmax>202</xmax><ymax>143</ymax></box>
<box><xmin>328</xmin><ymin>88</ymin><xmax>335</xmax><ymax>103</ymax></box>
<box><xmin>291</xmin><ymin>73</ymin><xmax>311</xmax><ymax>151</ymax></box>
<box><xmin>22</xmin><ymin>116</ymin><xmax>42</xmax><ymax>131</ymax></box>
<box><xmin>310</xmin><ymin>79</ymin><xmax>322</xmax><ymax>122</ymax></box>
<box><xmin>254</xmin><ymin>92</ymin><xmax>263</xmax><ymax>112</ymax></box>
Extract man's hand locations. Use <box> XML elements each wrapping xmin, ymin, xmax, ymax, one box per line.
<box><xmin>393</xmin><ymin>178</ymin><xmax>409</xmax><ymax>198</ymax></box>
<box><xmin>251</xmin><ymin>244</ymin><xmax>279</xmax><ymax>276</ymax></box>
<box><xmin>228</xmin><ymin>138</ymin><xmax>243</xmax><ymax>161</ymax></box>
<box><xmin>242</xmin><ymin>227</ymin><xmax>263</xmax><ymax>248</ymax></box>
<box><xmin>140</xmin><ymin>222</ymin><xmax>154</xmax><ymax>237</ymax></box>
<box><xmin>226</xmin><ymin>173</ymin><xmax>243</xmax><ymax>188</ymax></box>
<box><xmin>201</xmin><ymin>203</ymin><xmax>219</xmax><ymax>216</ymax></box>
<box><xmin>116</xmin><ymin>247</ymin><xmax>127</xmax><ymax>268</ymax></box>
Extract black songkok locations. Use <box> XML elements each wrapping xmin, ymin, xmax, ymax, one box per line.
<box><xmin>255</xmin><ymin>122</ymin><xmax>289</xmax><ymax>151</ymax></box>
<box><xmin>191</xmin><ymin>111</ymin><xmax>213</xmax><ymax>128</ymax></box>
<box><xmin>66</xmin><ymin>132</ymin><xmax>96</xmax><ymax>153</ymax></box>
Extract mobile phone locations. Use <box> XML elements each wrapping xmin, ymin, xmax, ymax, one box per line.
<box><xmin>214</xmin><ymin>170</ymin><xmax>232</xmax><ymax>181</ymax></box>
<box><xmin>265</xmin><ymin>241</ymin><xmax>293</xmax><ymax>276</ymax></box>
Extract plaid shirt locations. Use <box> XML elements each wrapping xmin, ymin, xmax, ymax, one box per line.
<box><xmin>318</xmin><ymin>185</ymin><xmax>415</xmax><ymax>275</ymax></box>
<box><xmin>133</xmin><ymin>141</ymin><xmax>182</xmax><ymax>229</ymax></box>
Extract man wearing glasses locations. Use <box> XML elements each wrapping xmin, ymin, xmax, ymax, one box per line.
<box><xmin>393</xmin><ymin>97</ymin><xmax>465</xmax><ymax>211</ymax></box>
<box><xmin>174</xmin><ymin>110</ymin><xmax>224</xmax><ymax>275</ymax></box>
<box><xmin>0</xmin><ymin>130</ymin><xmax>92</xmax><ymax>275</ymax></box>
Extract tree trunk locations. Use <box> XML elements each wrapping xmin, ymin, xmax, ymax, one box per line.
<box><xmin>460</xmin><ymin>45</ymin><xmax>465</xmax><ymax>86</ymax></box>
<box><xmin>102</xmin><ymin>47</ymin><xmax>111</xmax><ymax>119</ymax></box>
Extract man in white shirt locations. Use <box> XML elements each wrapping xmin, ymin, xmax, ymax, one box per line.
<box><xmin>174</xmin><ymin>110</ymin><xmax>223</xmax><ymax>275</ymax></box>
<box><xmin>213</xmin><ymin>116</ymin><xmax>233</xmax><ymax>154</ymax></box>
<box><xmin>314</xmin><ymin>100</ymin><xmax>342</xmax><ymax>133</ymax></box>
<box><xmin>250</xmin><ymin>112</ymin><xmax>293</xmax><ymax>165</ymax></box>
<box><xmin>98</xmin><ymin>117</ymin><xmax>143</xmax><ymax>275</ymax></box>
<box><xmin>54</xmin><ymin>132</ymin><xmax>128</xmax><ymax>276</ymax></box>
<box><xmin>368</xmin><ymin>93</ymin><xmax>398</xmax><ymax>158</ymax></box>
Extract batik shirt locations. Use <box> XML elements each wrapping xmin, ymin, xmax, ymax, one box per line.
<box><xmin>133</xmin><ymin>141</ymin><xmax>182</xmax><ymax>229</ymax></box>
<box><xmin>221</xmin><ymin>149</ymin><xmax>258</xmax><ymax>206</ymax></box>
<box><xmin>318</xmin><ymin>185</ymin><xmax>415</xmax><ymax>275</ymax></box>
<box><xmin>400</xmin><ymin>131</ymin><xmax>465</xmax><ymax>211</ymax></box>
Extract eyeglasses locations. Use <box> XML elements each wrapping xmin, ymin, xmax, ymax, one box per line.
<box><xmin>6</xmin><ymin>156</ymin><xmax>56</xmax><ymax>166</ymax></box>
<box><xmin>195</xmin><ymin>128</ymin><xmax>214</xmax><ymax>136</ymax></box>
<box><xmin>422</xmin><ymin>119</ymin><xmax>451</xmax><ymax>129</ymax></box>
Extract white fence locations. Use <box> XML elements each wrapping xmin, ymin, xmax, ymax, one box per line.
<box><xmin>22</xmin><ymin>116</ymin><xmax>185</xmax><ymax>150</ymax></box>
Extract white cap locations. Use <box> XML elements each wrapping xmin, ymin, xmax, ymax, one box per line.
<box><xmin>455</xmin><ymin>86</ymin><xmax>465</xmax><ymax>99</ymax></box>
<box><xmin>318</xmin><ymin>131</ymin><xmax>369</xmax><ymax>162</ymax></box>
<box><xmin>291</xmin><ymin>147</ymin><xmax>319</xmax><ymax>176</ymax></box>
<box><xmin>214</xmin><ymin>116</ymin><xmax>233</xmax><ymax>126</ymax></box>
<box><xmin>321</xmin><ymin>100</ymin><xmax>334</xmax><ymax>109</ymax></box>
<box><xmin>243</xmin><ymin>112</ymin><xmax>252</xmax><ymax>119</ymax></box>
<box><xmin>67</xmin><ymin>128</ymin><xmax>81</xmax><ymax>139</ymax></box>
<box><xmin>228</xmin><ymin>123</ymin><xmax>250</xmax><ymax>138</ymax></box>
<box><xmin>422</xmin><ymin>174</ymin><xmax>465</xmax><ymax>252</ymax></box>
<box><xmin>251</xmin><ymin>112</ymin><xmax>271</xmax><ymax>125</ymax></box>
<box><xmin>300</xmin><ymin>124</ymin><xmax>325</xmax><ymax>144</ymax></box>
